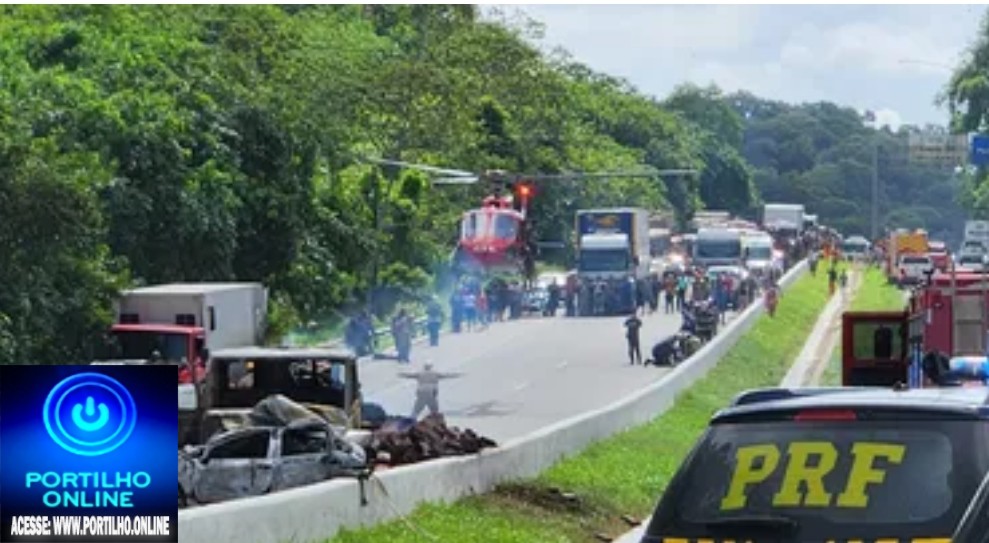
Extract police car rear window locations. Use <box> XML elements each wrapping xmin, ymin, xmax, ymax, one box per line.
<box><xmin>670</xmin><ymin>421</ymin><xmax>989</xmax><ymax>535</ymax></box>
<box><xmin>902</xmin><ymin>256</ymin><xmax>930</xmax><ymax>264</ymax></box>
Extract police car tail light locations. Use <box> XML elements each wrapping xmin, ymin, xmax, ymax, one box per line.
<box><xmin>793</xmin><ymin>409</ymin><xmax>857</xmax><ymax>422</ymax></box>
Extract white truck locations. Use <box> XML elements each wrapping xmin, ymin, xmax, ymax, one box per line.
<box><xmin>97</xmin><ymin>283</ymin><xmax>269</xmax><ymax>446</ymax></box>
<box><xmin>741</xmin><ymin>231</ymin><xmax>779</xmax><ymax>278</ymax></box>
<box><xmin>962</xmin><ymin>220</ymin><xmax>989</xmax><ymax>256</ymax></box>
<box><xmin>693</xmin><ymin>227</ymin><xmax>744</xmax><ymax>269</ymax></box>
<box><xmin>575</xmin><ymin>208</ymin><xmax>650</xmax><ymax>315</ymax></box>
<box><xmin>107</xmin><ymin>283</ymin><xmax>268</xmax><ymax>365</ymax></box>
<box><xmin>762</xmin><ymin>203</ymin><xmax>806</xmax><ymax>235</ymax></box>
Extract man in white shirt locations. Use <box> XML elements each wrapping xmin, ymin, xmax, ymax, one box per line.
<box><xmin>400</xmin><ymin>363</ymin><xmax>463</xmax><ymax>419</ymax></box>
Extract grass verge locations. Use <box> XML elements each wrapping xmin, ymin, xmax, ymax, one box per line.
<box><xmin>329</xmin><ymin>271</ymin><xmax>828</xmax><ymax>543</ymax></box>
<box><xmin>821</xmin><ymin>266</ymin><xmax>906</xmax><ymax>386</ymax></box>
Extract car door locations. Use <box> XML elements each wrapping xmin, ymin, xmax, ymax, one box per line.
<box><xmin>271</xmin><ymin>424</ymin><xmax>333</xmax><ymax>492</ymax></box>
<box><xmin>191</xmin><ymin>428</ymin><xmax>274</xmax><ymax>503</ymax></box>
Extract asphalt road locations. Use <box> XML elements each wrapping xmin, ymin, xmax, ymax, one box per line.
<box><xmin>359</xmin><ymin>307</ymin><xmax>735</xmax><ymax>443</ymax></box>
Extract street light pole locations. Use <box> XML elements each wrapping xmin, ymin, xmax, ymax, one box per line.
<box><xmin>871</xmin><ymin>139</ymin><xmax>879</xmax><ymax>241</ymax></box>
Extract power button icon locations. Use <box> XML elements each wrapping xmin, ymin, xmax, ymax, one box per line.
<box><xmin>43</xmin><ymin>373</ymin><xmax>137</xmax><ymax>457</ymax></box>
<box><xmin>72</xmin><ymin>397</ymin><xmax>110</xmax><ymax>432</ymax></box>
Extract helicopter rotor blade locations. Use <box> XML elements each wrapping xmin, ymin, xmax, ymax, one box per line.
<box><xmin>361</xmin><ymin>157</ymin><xmax>477</xmax><ymax>179</ymax></box>
<box><xmin>520</xmin><ymin>168</ymin><xmax>698</xmax><ymax>182</ymax></box>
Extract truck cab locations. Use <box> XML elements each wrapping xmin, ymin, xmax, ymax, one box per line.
<box><xmin>102</xmin><ymin>283</ymin><xmax>268</xmax><ymax>380</ymax></box>
<box><xmin>693</xmin><ymin>227</ymin><xmax>743</xmax><ymax>269</ymax></box>
<box><xmin>103</xmin><ymin>323</ymin><xmax>206</xmax><ymax>383</ymax></box>
<box><xmin>577</xmin><ymin>233</ymin><xmax>634</xmax><ymax>279</ymax></box>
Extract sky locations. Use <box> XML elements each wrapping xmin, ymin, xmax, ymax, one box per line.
<box><xmin>485</xmin><ymin>5</ymin><xmax>985</xmax><ymax>130</ymax></box>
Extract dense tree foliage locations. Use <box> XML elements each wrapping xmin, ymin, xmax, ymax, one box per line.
<box><xmin>946</xmin><ymin>10</ymin><xmax>989</xmax><ymax>217</ymax></box>
<box><xmin>730</xmin><ymin>92</ymin><xmax>965</xmax><ymax>240</ymax></box>
<box><xmin>0</xmin><ymin>5</ymin><xmax>967</xmax><ymax>363</ymax></box>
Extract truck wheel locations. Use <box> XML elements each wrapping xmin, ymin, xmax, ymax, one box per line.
<box><xmin>178</xmin><ymin>486</ymin><xmax>188</xmax><ymax>508</ymax></box>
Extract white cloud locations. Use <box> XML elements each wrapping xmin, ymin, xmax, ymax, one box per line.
<box><xmin>494</xmin><ymin>5</ymin><xmax>983</xmax><ymax>126</ymax></box>
<box><xmin>874</xmin><ymin>108</ymin><xmax>904</xmax><ymax>131</ymax></box>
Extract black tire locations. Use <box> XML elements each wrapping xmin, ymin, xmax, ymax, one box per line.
<box><xmin>178</xmin><ymin>486</ymin><xmax>188</xmax><ymax>508</ymax></box>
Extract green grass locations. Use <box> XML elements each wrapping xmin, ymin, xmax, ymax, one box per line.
<box><xmin>850</xmin><ymin>267</ymin><xmax>906</xmax><ymax>312</ymax></box>
<box><xmin>329</xmin><ymin>272</ymin><xmax>829</xmax><ymax>543</ymax></box>
<box><xmin>821</xmin><ymin>345</ymin><xmax>843</xmax><ymax>386</ymax></box>
<box><xmin>821</xmin><ymin>266</ymin><xmax>906</xmax><ymax>386</ymax></box>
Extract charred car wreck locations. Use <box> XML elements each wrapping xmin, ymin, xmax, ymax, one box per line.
<box><xmin>179</xmin><ymin>395</ymin><xmax>367</xmax><ymax>507</ymax></box>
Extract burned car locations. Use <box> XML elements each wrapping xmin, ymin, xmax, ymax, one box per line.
<box><xmin>178</xmin><ymin>395</ymin><xmax>367</xmax><ymax>507</ymax></box>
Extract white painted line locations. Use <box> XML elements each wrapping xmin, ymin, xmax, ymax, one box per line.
<box><xmin>556</xmin><ymin>361</ymin><xmax>569</xmax><ymax>369</ymax></box>
<box><xmin>513</xmin><ymin>382</ymin><xmax>529</xmax><ymax>391</ymax></box>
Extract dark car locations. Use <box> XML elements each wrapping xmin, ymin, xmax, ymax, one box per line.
<box><xmin>641</xmin><ymin>386</ymin><xmax>989</xmax><ymax>543</ymax></box>
<box><xmin>953</xmin><ymin>469</ymin><xmax>989</xmax><ymax>542</ymax></box>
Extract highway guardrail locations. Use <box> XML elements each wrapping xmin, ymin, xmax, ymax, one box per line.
<box><xmin>178</xmin><ymin>260</ymin><xmax>808</xmax><ymax>543</ymax></box>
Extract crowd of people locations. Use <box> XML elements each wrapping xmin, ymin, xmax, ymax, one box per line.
<box><xmin>623</xmin><ymin>264</ymin><xmax>785</xmax><ymax>367</ymax></box>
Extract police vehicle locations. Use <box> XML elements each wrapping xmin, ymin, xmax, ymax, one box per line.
<box><xmin>640</xmin><ymin>385</ymin><xmax>989</xmax><ymax>543</ymax></box>
<box><xmin>953</xmin><ymin>469</ymin><xmax>989</xmax><ymax>542</ymax></box>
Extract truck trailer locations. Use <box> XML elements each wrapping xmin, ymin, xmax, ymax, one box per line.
<box><xmin>575</xmin><ymin>208</ymin><xmax>650</xmax><ymax>315</ymax></box>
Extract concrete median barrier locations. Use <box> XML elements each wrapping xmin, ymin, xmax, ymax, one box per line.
<box><xmin>178</xmin><ymin>261</ymin><xmax>808</xmax><ymax>543</ymax></box>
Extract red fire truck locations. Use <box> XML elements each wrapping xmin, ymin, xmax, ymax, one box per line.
<box><xmin>842</xmin><ymin>270</ymin><xmax>989</xmax><ymax>387</ymax></box>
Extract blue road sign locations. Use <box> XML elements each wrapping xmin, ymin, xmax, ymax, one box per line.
<box><xmin>971</xmin><ymin>134</ymin><xmax>989</xmax><ymax>166</ymax></box>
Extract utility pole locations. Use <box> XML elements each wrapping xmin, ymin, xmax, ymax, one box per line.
<box><xmin>871</xmin><ymin>139</ymin><xmax>879</xmax><ymax>241</ymax></box>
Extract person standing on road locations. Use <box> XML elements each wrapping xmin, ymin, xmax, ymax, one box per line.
<box><xmin>676</xmin><ymin>273</ymin><xmax>688</xmax><ymax>312</ymax></box>
<box><xmin>827</xmin><ymin>265</ymin><xmax>838</xmax><ymax>296</ymax></box>
<box><xmin>391</xmin><ymin>309</ymin><xmax>413</xmax><ymax>363</ymax></box>
<box><xmin>463</xmin><ymin>289</ymin><xmax>477</xmax><ymax>331</ymax></box>
<box><xmin>624</xmin><ymin>311</ymin><xmax>643</xmax><ymax>365</ymax></box>
<box><xmin>426</xmin><ymin>298</ymin><xmax>444</xmax><ymax>347</ymax></box>
<box><xmin>400</xmin><ymin>363</ymin><xmax>463</xmax><ymax>419</ymax></box>
<box><xmin>664</xmin><ymin>273</ymin><xmax>676</xmax><ymax>314</ymax></box>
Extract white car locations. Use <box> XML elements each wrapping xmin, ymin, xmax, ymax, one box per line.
<box><xmin>898</xmin><ymin>254</ymin><xmax>934</xmax><ymax>284</ymax></box>
<box><xmin>958</xmin><ymin>253</ymin><xmax>988</xmax><ymax>272</ymax></box>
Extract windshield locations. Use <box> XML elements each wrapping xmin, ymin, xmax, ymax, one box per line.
<box><xmin>842</xmin><ymin>242</ymin><xmax>867</xmax><ymax>252</ymax></box>
<box><xmin>656</xmin><ymin>420</ymin><xmax>989</xmax><ymax>539</ymax></box>
<box><xmin>493</xmin><ymin>212</ymin><xmax>519</xmax><ymax>241</ymax></box>
<box><xmin>461</xmin><ymin>211</ymin><xmax>490</xmax><ymax>241</ymax></box>
<box><xmin>745</xmin><ymin>245</ymin><xmax>772</xmax><ymax>260</ymax></box>
<box><xmin>902</xmin><ymin>256</ymin><xmax>930</xmax><ymax>265</ymax></box>
<box><xmin>579</xmin><ymin>249</ymin><xmax>629</xmax><ymax>272</ymax></box>
<box><xmin>697</xmin><ymin>239</ymin><xmax>742</xmax><ymax>259</ymax></box>
<box><xmin>109</xmin><ymin>331</ymin><xmax>188</xmax><ymax>361</ymax></box>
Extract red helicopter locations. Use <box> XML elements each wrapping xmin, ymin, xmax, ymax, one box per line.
<box><xmin>366</xmin><ymin>158</ymin><xmax>694</xmax><ymax>282</ymax></box>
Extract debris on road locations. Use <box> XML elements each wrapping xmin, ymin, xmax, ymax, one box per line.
<box><xmin>369</xmin><ymin>414</ymin><xmax>497</xmax><ymax>466</ymax></box>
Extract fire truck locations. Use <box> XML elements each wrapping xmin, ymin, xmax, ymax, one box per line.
<box><xmin>841</xmin><ymin>267</ymin><xmax>989</xmax><ymax>388</ymax></box>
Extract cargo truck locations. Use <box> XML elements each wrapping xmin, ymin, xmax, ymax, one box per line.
<box><xmin>887</xmin><ymin>230</ymin><xmax>929</xmax><ymax>282</ymax></box>
<box><xmin>962</xmin><ymin>220</ymin><xmax>989</xmax><ymax>256</ymax></box>
<box><xmin>762</xmin><ymin>203</ymin><xmax>805</xmax><ymax>234</ymax></box>
<box><xmin>104</xmin><ymin>283</ymin><xmax>268</xmax><ymax>366</ymax></box>
<box><xmin>95</xmin><ymin>282</ymin><xmax>269</xmax><ymax>446</ymax></box>
<box><xmin>689</xmin><ymin>210</ymin><xmax>731</xmax><ymax>232</ymax></box>
<box><xmin>575</xmin><ymin>208</ymin><xmax>650</xmax><ymax>315</ymax></box>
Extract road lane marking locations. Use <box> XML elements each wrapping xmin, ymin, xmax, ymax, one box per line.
<box><xmin>556</xmin><ymin>361</ymin><xmax>569</xmax><ymax>369</ymax></box>
<box><xmin>513</xmin><ymin>382</ymin><xmax>529</xmax><ymax>391</ymax></box>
